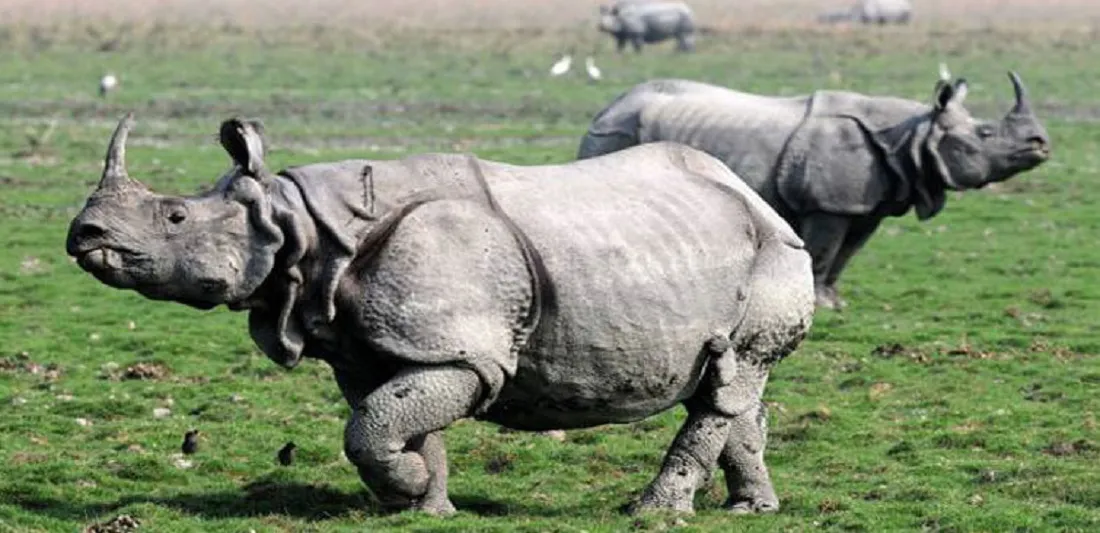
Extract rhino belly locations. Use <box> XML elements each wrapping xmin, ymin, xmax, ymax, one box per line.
<box><xmin>481</xmin><ymin>169</ymin><xmax>759</xmax><ymax>430</ymax></box>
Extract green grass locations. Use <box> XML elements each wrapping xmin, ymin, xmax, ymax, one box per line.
<box><xmin>1</xmin><ymin>23</ymin><xmax>1099</xmax><ymax>532</ymax></box>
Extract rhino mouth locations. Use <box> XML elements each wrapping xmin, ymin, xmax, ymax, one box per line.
<box><xmin>1012</xmin><ymin>146</ymin><xmax>1050</xmax><ymax>163</ymax></box>
<box><xmin>75</xmin><ymin>246</ymin><xmax>119</xmax><ymax>268</ymax></box>
<box><xmin>74</xmin><ymin>247</ymin><xmax>135</xmax><ymax>282</ymax></box>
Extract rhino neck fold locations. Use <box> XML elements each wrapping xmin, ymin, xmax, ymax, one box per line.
<box><xmin>246</xmin><ymin>168</ymin><xmax>379</xmax><ymax>369</ymax></box>
<box><xmin>863</xmin><ymin>112</ymin><xmax>949</xmax><ymax>220</ymax></box>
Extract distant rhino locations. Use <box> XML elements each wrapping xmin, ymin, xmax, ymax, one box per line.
<box><xmin>598</xmin><ymin>0</ymin><xmax>697</xmax><ymax>53</ymax></box>
<box><xmin>577</xmin><ymin>69</ymin><xmax>1051</xmax><ymax>310</ymax></box>
<box><xmin>818</xmin><ymin>0</ymin><xmax>912</xmax><ymax>25</ymax></box>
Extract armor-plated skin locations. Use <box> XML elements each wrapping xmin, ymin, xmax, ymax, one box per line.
<box><xmin>67</xmin><ymin>115</ymin><xmax>814</xmax><ymax>517</ymax></box>
<box><xmin>577</xmin><ymin>70</ymin><xmax>1051</xmax><ymax>309</ymax></box>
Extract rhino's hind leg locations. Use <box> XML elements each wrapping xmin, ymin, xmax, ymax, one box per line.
<box><xmin>822</xmin><ymin>217</ymin><xmax>882</xmax><ymax>310</ymax></box>
<box><xmin>719</xmin><ymin>401</ymin><xmax>779</xmax><ymax>513</ymax></box>
<box><xmin>797</xmin><ymin>212</ymin><xmax>851</xmax><ymax>310</ymax></box>
<box><xmin>676</xmin><ymin>33</ymin><xmax>695</xmax><ymax>52</ymax></box>
<box><xmin>343</xmin><ymin>366</ymin><xmax>482</xmax><ymax>515</ymax></box>
<box><xmin>627</xmin><ymin>402</ymin><xmax>731</xmax><ymax>515</ymax></box>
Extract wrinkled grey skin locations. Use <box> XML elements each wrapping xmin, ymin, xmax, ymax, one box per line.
<box><xmin>818</xmin><ymin>0</ymin><xmax>912</xmax><ymax>25</ymax></box>
<box><xmin>598</xmin><ymin>0</ymin><xmax>696</xmax><ymax>53</ymax></box>
<box><xmin>577</xmin><ymin>70</ymin><xmax>1051</xmax><ymax>309</ymax></box>
<box><xmin>67</xmin><ymin>115</ymin><xmax>815</xmax><ymax>516</ymax></box>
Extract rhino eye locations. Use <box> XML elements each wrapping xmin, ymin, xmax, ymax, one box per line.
<box><xmin>976</xmin><ymin>125</ymin><xmax>995</xmax><ymax>138</ymax></box>
<box><xmin>167</xmin><ymin>211</ymin><xmax>187</xmax><ymax>224</ymax></box>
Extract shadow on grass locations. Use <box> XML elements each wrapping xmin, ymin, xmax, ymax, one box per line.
<box><xmin>6</xmin><ymin>478</ymin><xmax>564</xmax><ymax>522</ymax></box>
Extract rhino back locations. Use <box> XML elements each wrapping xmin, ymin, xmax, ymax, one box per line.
<box><xmin>481</xmin><ymin>143</ymin><xmax>798</xmax><ymax>425</ymax></box>
<box><xmin>638</xmin><ymin>85</ymin><xmax>809</xmax><ymax>205</ymax></box>
<box><xmin>616</xmin><ymin>1</ymin><xmax>693</xmax><ymax>37</ymax></box>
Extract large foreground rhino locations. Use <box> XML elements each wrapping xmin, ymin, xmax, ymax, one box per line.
<box><xmin>598</xmin><ymin>0</ymin><xmax>696</xmax><ymax>53</ymax></box>
<box><xmin>818</xmin><ymin>0</ymin><xmax>912</xmax><ymax>25</ymax></box>
<box><xmin>577</xmin><ymin>70</ymin><xmax>1051</xmax><ymax>309</ymax></box>
<box><xmin>66</xmin><ymin>115</ymin><xmax>814</xmax><ymax>516</ymax></box>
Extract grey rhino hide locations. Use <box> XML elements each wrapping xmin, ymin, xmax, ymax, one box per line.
<box><xmin>818</xmin><ymin>0</ymin><xmax>912</xmax><ymax>24</ymax></box>
<box><xmin>67</xmin><ymin>115</ymin><xmax>818</xmax><ymax>515</ymax></box>
<box><xmin>246</xmin><ymin>154</ymin><xmax>517</xmax><ymax>370</ymax></box>
<box><xmin>598</xmin><ymin>0</ymin><xmax>696</xmax><ymax>52</ymax></box>
<box><xmin>577</xmin><ymin>72</ymin><xmax>1051</xmax><ymax>308</ymax></box>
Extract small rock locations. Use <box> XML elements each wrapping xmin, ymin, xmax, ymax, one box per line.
<box><xmin>229</xmin><ymin>393</ymin><xmax>244</xmax><ymax>403</ymax></box>
<box><xmin>173</xmin><ymin>456</ymin><xmax>194</xmax><ymax>469</ymax></box>
<box><xmin>89</xmin><ymin>333</ymin><xmax>102</xmax><ymax>342</ymax></box>
<box><xmin>152</xmin><ymin>407</ymin><xmax>171</xmax><ymax>418</ymax></box>
<box><xmin>11</xmin><ymin>397</ymin><xmax>27</xmax><ymax>406</ymax></box>
<box><xmin>127</xmin><ymin>321</ymin><xmax>136</xmax><ymax>330</ymax></box>
<box><xmin>56</xmin><ymin>394</ymin><xmax>74</xmax><ymax>402</ymax></box>
<box><xmin>75</xmin><ymin>418</ymin><xmax>92</xmax><ymax>427</ymax></box>
<box><xmin>77</xmin><ymin>479</ymin><xmax>97</xmax><ymax>489</ymax></box>
<box><xmin>968</xmin><ymin>493</ymin><xmax>984</xmax><ymax>506</ymax></box>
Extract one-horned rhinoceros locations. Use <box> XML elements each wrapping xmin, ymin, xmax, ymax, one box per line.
<box><xmin>577</xmin><ymin>69</ymin><xmax>1051</xmax><ymax>309</ymax></box>
<box><xmin>598</xmin><ymin>0</ymin><xmax>697</xmax><ymax>53</ymax></box>
<box><xmin>818</xmin><ymin>0</ymin><xmax>912</xmax><ymax>25</ymax></box>
<box><xmin>66</xmin><ymin>114</ymin><xmax>815</xmax><ymax>516</ymax></box>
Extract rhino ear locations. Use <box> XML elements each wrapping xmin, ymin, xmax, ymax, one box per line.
<box><xmin>219</xmin><ymin>117</ymin><xmax>269</xmax><ymax>178</ymax></box>
<box><xmin>933</xmin><ymin>78</ymin><xmax>968</xmax><ymax>111</ymax></box>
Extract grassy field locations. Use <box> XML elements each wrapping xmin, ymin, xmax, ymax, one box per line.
<box><xmin>1</xmin><ymin>1</ymin><xmax>1099</xmax><ymax>531</ymax></box>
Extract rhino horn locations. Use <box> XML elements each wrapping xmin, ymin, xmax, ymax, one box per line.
<box><xmin>98</xmin><ymin>112</ymin><xmax>137</xmax><ymax>191</ymax></box>
<box><xmin>1008</xmin><ymin>71</ymin><xmax>1033</xmax><ymax>115</ymax></box>
<box><xmin>938</xmin><ymin>62</ymin><xmax>951</xmax><ymax>82</ymax></box>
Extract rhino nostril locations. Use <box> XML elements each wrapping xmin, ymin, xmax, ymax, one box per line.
<box><xmin>75</xmin><ymin>223</ymin><xmax>107</xmax><ymax>242</ymax></box>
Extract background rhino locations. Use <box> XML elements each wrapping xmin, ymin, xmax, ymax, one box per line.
<box><xmin>66</xmin><ymin>115</ymin><xmax>814</xmax><ymax>516</ymax></box>
<box><xmin>818</xmin><ymin>0</ymin><xmax>913</xmax><ymax>25</ymax></box>
<box><xmin>598</xmin><ymin>0</ymin><xmax>696</xmax><ymax>53</ymax></box>
<box><xmin>577</xmin><ymin>70</ymin><xmax>1051</xmax><ymax>309</ymax></box>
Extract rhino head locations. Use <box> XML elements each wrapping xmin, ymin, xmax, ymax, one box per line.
<box><xmin>66</xmin><ymin>114</ymin><xmax>286</xmax><ymax>310</ymax></box>
<box><xmin>923</xmin><ymin>70</ymin><xmax>1050</xmax><ymax>192</ymax></box>
<box><xmin>597</xmin><ymin>4</ymin><xmax>623</xmax><ymax>33</ymax></box>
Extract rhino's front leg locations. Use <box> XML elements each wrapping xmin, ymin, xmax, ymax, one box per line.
<box><xmin>615</xmin><ymin>35</ymin><xmax>628</xmax><ymax>53</ymax></box>
<box><xmin>797</xmin><ymin>212</ymin><xmax>851</xmax><ymax>310</ymax></box>
<box><xmin>719</xmin><ymin>400</ymin><xmax>779</xmax><ymax>514</ymax></box>
<box><xmin>627</xmin><ymin>402</ymin><xmax>731</xmax><ymax>515</ymax></box>
<box><xmin>343</xmin><ymin>365</ymin><xmax>482</xmax><ymax>515</ymax></box>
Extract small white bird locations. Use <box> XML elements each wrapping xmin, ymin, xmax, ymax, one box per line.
<box><xmin>99</xmin><ymin>72</ymin><xmax>118</xmax><ymax>98</ymax></box>
<box><xmin>549</xmin><ymin>55</ymin><xmax>572</xmax><ymax>77</ymax></box>
<box><xmin>585</xmin><ymin>56</ymin><xmax>601</xmax><ymax>82</ymax></box>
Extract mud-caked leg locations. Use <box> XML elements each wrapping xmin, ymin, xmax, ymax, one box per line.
<box><xmin>719</xmin><ymin>401</ymin><xmax>779</xmax><ymax>513</ymax></box>
<box><xmin>343</xmin><ymin>366</ymin><xmax>482</xmax><ymax>515</ymax></box>
<box><xmin>627</xmin><ymin>402</ymin><xmax>732</xmax><ymax>515</ymax></box>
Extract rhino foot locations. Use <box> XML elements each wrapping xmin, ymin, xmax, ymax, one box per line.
<box><xmin>537</xmin><ymin>429</ymin><xmax>567</xmax><ymax>441</ymax></box>
<box><xmin>413</xmin><ymin>495</ymin><xmax>457</xmax><ymax>516</ymax></box>
<box><xmin>724</xmin><ymin>495</ymin><xmax>779</xmax><ymax>515</ymax></box>
<box><xmin>814</xmin><ymin>285</ymin><xmax>847</xmax><ymax>310</ymax></box>
<box><xmin>624</xmin><ymin>490</ymin><xmax>696</xmax><ymax>516</ymax></box>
